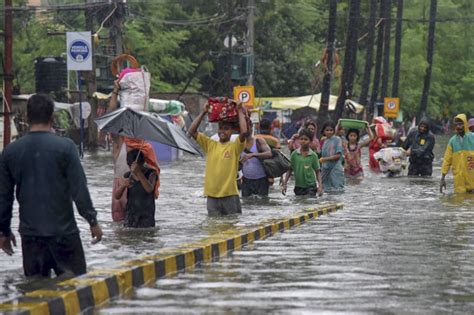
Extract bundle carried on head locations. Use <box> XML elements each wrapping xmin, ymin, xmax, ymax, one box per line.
<box><xmin>111</xmin><ymin>54</ymin><xmax>150</xmax><ymax>111</ymax></box>
<box><xmin>111</xmin><ymin>54</ymin><xmax>140</xmax><ymax>76</ymax></box>
<box><xmin>208</xmin><ymin>97</ymin><xmax>239</xmax><ymax>123</ymax></box>
<box><xmin>372</xmin><ymin>116</ymin><xmax>396</xmax><ymax>141</ymax></box>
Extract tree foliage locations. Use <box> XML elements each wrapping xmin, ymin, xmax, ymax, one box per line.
<box><xmin>2</xmin><ymin>0</ymin><xmax>474</xmax><ymax>117</ymax></box>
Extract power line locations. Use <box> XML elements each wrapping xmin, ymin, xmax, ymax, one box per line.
<box><xmin>0</xmin><ymin>2</ymin><xmax>109</xmax><ymax>12</ymax></box>
<box><xmin>127</xmin><ymin>11</ymin><xmax>246</xmax><ymax>26</ymax></box>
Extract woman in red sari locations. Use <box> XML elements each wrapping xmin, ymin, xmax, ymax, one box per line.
<box><xmin>368</xmin><ymin>131</ymin><xmax>387</xmax><ymax>171</ymax></box>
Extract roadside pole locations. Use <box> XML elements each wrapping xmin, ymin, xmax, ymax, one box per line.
<box><xmin>67</xmin><ymin>32</ymin><xmax>93</xmax><ymax>158</ymax></box>
<box><xmin>85</xmin><ymin>0</ymin><xmax>98</xmax><ymax>148</ymax></box>
<box><xmin>246</xmin><ymin>0</ymin><xmax>255</xmax><ymax>86</ymax></box>
<box><xmin>3</xmin><ymin>0</ymin><xmax>13</xmax><ymax>148</ymax></box>
<box><xmin>77</xmin><ymin>72</ymin><xmax>84</xmax><ymax>157</ymax></box>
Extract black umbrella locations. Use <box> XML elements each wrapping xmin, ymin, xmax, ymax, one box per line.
<box><xmin>95</xmin><ymin>107</ymin><xmax>203</xmax><ymax>156</ymax></box>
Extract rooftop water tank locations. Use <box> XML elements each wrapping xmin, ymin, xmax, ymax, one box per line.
<box><xmin>34</xmin><ymin>57</ymin><xmax>67</xmax><ymax>93</ymax></box>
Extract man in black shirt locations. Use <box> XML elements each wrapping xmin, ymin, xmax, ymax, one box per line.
<box><xmin>402</xmin><ymin>117</ymin><xmax>435</xmax><ymax>177</ymax></box>
<box><xmin>0</xmin><ymin>94</ymin><xmax>102</xmax><ymax>277</ymax></box>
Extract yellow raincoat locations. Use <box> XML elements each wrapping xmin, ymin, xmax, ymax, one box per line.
<box><xmin>441</xmin><ymin>114</ymin><xmax>474</xmax><ymax>193</ymax></box>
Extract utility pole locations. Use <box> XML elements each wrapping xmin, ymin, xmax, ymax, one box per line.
<box><xmin>246</xmin><ymin>0</ymin><xmax>255</xmax><ymax>86</ymax></box>
<box><xmin>85</xmin><ymin>0</ymin><xmax>97</xmax><ymax>148</ymax></box>
<box><xmin>110</xmin><ymin>0</ymin><xmax>124</xmax><ymax>56</ymax></box>
<box><xmin>3</xmin><ymin>0</ymin><xmax>13</xmax><ymax>148</ymax></box>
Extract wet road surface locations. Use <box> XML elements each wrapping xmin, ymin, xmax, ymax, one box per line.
<box><xmin>1</xmin><ymin>136</ymin><xmax>474</xmax><ymax>314</ymax></box>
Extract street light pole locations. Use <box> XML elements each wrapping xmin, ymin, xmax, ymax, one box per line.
<box><xmin>3</xmin><ymin>0</ymin><xmax>13</xmax><ymax>148</ymax></box>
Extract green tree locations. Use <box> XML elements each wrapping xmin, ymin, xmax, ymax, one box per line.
<box><xmin>253</xmin><ymin>0</ymin><xmax>326</xmax><ymax>97</ymax></box>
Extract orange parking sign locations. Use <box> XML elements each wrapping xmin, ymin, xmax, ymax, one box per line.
<box><xmin>384</xmin><ymin>97</ymin><xmax>399</xmax><ymax>119</ymax></box>
<box><xmin>233</xmin><ymin>86</ymin><xmax>255</xmax><ymax>107</ymax></box>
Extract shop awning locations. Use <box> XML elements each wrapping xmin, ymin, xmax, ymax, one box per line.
<box><xmin>255</xmin><ymin>93</ymin><xmax>364</xmax><ymax>113</ymax></box>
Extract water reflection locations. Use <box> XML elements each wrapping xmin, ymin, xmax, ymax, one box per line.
<box><xmin>112</xmin><ymin>227</ymin><xmax>162</xmax><ymax>247</ymax></box>
<box><xmin>97</xmin><ymin>136</ymin><xmax>474</xmax><ymax>314</ymax></box>
<box><xmin>441</xmin><ymin>192</ymin><xmax>474</xmax><ymax>208</ymax></box>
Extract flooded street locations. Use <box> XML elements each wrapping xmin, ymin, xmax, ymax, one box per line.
<box><xmin>1</xmin><ymin>136</ymin><xmax>474</xmax><ymax>313</ymax></box>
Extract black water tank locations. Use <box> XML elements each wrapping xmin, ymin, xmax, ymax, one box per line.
<box><xmin>34</xmin><ymin>57</ymin><xmax>68</xmax><ymax>93</ymax></box>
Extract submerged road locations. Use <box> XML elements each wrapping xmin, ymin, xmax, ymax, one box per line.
<box><xmin>1</xmin><ymin>136</ymin><xmax>474</xmax><ymax>314</ymax></box>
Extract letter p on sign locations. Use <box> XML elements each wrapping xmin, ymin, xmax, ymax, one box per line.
<box><xmin>234</xmin><ymin>85</ymin><xmax>255</xmax><ymax>108</ymax></box>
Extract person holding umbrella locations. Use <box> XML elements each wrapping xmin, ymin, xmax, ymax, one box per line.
<box><xmin>114</xmin><ymin>148</ymin><xmax>158</xmax><ymax>228</ymax></box>
<box><xmin>188</xmin><ymin>101</ymin><xmax>247</xmax><ymax>215</ymax></box>
<box><xmin>101</xmin><ymin>83</ymin><xmax>202</xmax><ymax>222</ymax></box>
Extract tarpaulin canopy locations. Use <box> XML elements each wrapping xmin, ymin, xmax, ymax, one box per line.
<box><xmin>255</xmin><ymin>93</ymin><xmax>364</xmax><ymax>113</ymax></box>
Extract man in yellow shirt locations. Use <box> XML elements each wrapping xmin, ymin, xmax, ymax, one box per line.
<box><xmin>440</xmin><ymin>114</ymin><xmax>474</xmax><ymax>193</ymax></box>
<box><xmin>188</xmin><ymin>101</ymin><xmax>247</xmax><ymax>215</ymax></box>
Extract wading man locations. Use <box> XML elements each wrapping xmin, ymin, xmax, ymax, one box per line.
<box><xmin>188</xmin><ymin>101</ymin><xmax>247</xmax><ymax>215</ymax></box>
<box><xmin>402</xmin><ymin>118</ymin><xmax>435</xmax><ymax>177</ymax></box>
<box><xmin>440</xmin><ymin>114</ymin><xmax>474</xmax><ymax>193</ymax></box>
<box><xmin>0</xmin><ymin>94</ymin><xmax>102</xmax><ymax>278</ymax></box>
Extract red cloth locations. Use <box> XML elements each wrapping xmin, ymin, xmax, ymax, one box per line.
<box><xmin>369</xmin><ymin>138</ymin><xmax>381</xmax><ymax>171</ymax></box>
<box><xmin>124</xmin><ymin>137</ymin><xmax>161</xmax><ymax>199</ymax></box>
<box><xmin>208</xmin><ymin>97</ymin><xmax>238</xmax><ymax>122</ymax></box>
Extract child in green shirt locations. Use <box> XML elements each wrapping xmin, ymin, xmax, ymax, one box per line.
<box><xmin>281</xmin><ymin>128</ymin><xmax>323</xmax><ymax>196</ymax></box>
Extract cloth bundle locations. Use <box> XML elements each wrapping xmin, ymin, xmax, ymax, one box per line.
<box><xmin>374</xmin><ymin>147</ymin><xmax>407</xmax><ymax>174</ymax></box>
<box><xmin>372</xmin><ymin>116</ymin><xmax>396</xmax><ymax>141</ymax></box>
<box><xmin>119</xmin><ymin>67</ymin><xmax>151</xmax><ymax>112</ymax></box>
<box><xmin>208</xmin><ymin>97</ymin><xmax>239</xmax><ymax>122</ymax></box>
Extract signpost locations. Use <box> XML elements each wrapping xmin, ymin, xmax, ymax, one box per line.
<box><xmin>66</xmin><ymin>32</ymin><xmax>92</xmax><ymax>157</ymax></box>
<box><xmin>384</xmin><ymin>97</ymin><xmax>400</xmax><ymax>119</ymax></box>
<box><xmin>233</xmin><ymin>85</ymin><xmax>255</xmax><ymax>107</ymax></box>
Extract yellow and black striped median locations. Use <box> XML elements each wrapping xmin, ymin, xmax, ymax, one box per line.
<box><xmin>0</xmin><ymin>203</ymin><xmax>343</xmax><ymax>315</ymax></box>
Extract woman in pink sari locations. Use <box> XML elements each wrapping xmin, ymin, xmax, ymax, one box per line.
<box><xmin>344</xmin><ymin>125</ymin><xmax>373</xmax><ymax>179</ymax></box>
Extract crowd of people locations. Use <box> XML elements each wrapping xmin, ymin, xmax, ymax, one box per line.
<box><xmin>186</xmin><ymin>102</ymin><xmax>474</xmax><ymax>217</ymax></box>
<box><xmin>0</xmin><ymin>93</ymin><xmax>473</xmax><ymax>281</ymax></box>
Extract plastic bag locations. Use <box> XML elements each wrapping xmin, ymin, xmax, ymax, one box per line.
<box><xmin>149</xmin><ymin>99</ymin><xmax>184</xmax><ymax>115</ymax></box>
<box><xmin>374</xmin><ymin>147</ymin><xmax>407</xmax><ymax>174</ymax></box>
<box><xmin>372</xmin><ymin>116</ymin><xmax>388</xmax><ymax>125</ymax></box>
<box><xmin>119</xmin><ymin>66</ymin><xmax>151</xmax><ymax>111</ymax></box>
<box><xmin>375</xmin><ymin>123</ymin><xmax>396</xmax><ymax>141</ymax></box>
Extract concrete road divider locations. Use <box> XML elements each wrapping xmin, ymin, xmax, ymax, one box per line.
<box><xmin>0</xmin><ymin>203</ymin><xmax>342</xmax><ymax>315</ymax></box>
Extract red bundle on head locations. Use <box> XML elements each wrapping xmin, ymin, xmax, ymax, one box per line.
<box><xmin>208</xmin><ymin>97</ymin><xmax>239</xmax><ymax>122</ymax></box>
